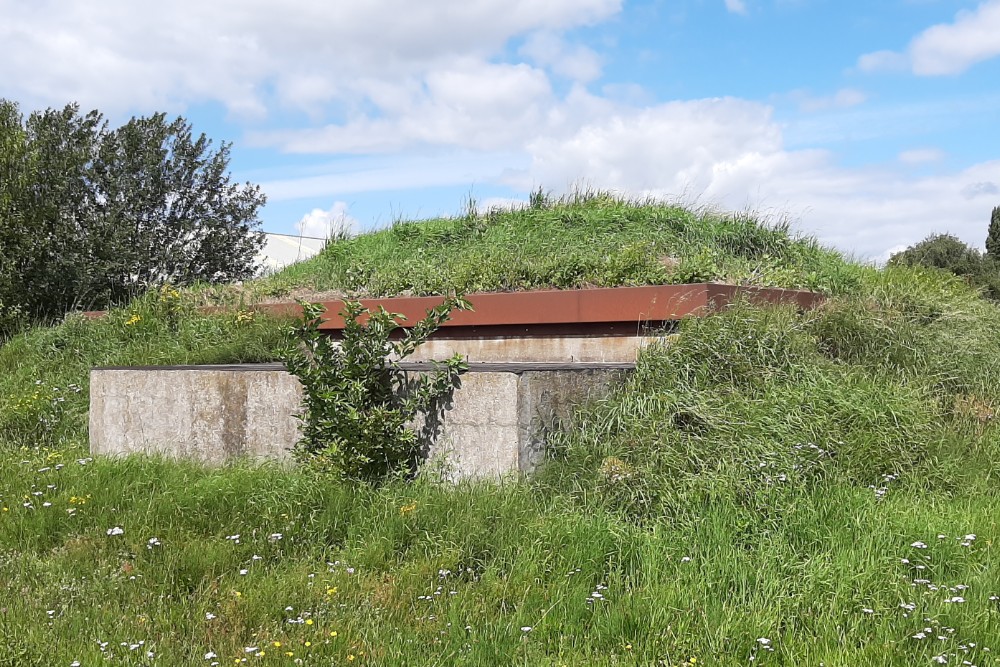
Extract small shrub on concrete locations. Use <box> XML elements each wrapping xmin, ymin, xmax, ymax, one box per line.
<box><xmin>283</xmin><ymin>296</ymin><xmax>470</xmax><ymax>482</ymax></box>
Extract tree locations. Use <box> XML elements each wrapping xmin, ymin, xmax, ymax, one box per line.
<box><xmin>889</xmin><ymin>231</ymin><xmax>1000</xmax><ymax>301</ymax></box>
<box><xmin>0</xmin><ymin>100</ymin><xmax>265</xmax><ymax>332</ymax></box>
<box><xmin>888</xmin><ymin>233</ymin><xmax>983</xmax><ymax>276</ymax></box>
<box><xmin>987</xmin><ymin>206</ymin><xmax>1000</xmax><ymax>260</ymax></box>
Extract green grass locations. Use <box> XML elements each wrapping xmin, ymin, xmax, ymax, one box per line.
<box><xmin>2</xmin><ymin>196</ymin><xmax>1000</xmax><ymax>664</ymax></box>
<box><xmin>252</xmin><ymin>193</ymin><xmax>860</xmax><ymax>298</ymax></box>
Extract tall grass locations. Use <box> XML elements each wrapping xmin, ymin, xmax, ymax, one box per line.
<box><xmin>259</xmin><ymin>194</ymin><xmax>860</xmax><ymax>298</ymax></box>
<box><xmin>2</xmin><ymin>199</ymin><xmax>1000</xmax><ymax>664</ymax></box>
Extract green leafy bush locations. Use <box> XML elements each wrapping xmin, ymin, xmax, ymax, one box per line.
<box><xmin>283</xmin><ymin>297</ymin><xmax>470</xmax><ymax>482</ymax></box>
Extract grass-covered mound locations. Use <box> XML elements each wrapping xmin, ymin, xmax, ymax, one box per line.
<box><xmin>2</xmin><ymin>198</ymin><xmax>1000</xmax><ymax>665</ymax></box>
<box><xmin>257</xmin><ymin>194</ymin><xmax>858</xmax><ymax>298</ymax></box>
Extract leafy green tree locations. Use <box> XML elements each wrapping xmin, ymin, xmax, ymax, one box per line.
<box><xmin>987</xmin><ymin>206</ymin><xmax>1000</xmax><ymax>260</ymax></box>
<box><xmin>0</xmin><ymin>99</ymin><xmax>265</xmax><ymax>334</ymax></box>
<box><xmin>889</xmin><ymin>232</ymin><xmax>1000</xmax><ymax>301</ymax></box>
<box><xmin>888</xmin><ymin>233</ymin><xmax>983</xmax><ymax>276</ymax></box>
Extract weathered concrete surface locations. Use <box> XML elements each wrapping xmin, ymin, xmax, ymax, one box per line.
<box><xmin>417</xmin><ymin>372</ymin><xmax>521</xmax><ymax>481</ymax></box>
<box><xmin>89</xmin><ymin>366</ymin><xmax>301</xmax><ymax>465</ymax></box>
<box><xmin>407</xmin><ymin>336</ymin><xmax>659</xmax><ymax>363</ymax></box>
<box><xmin>89</xmin><ymin>364</ymin><xmax>629</xmax><ymax>480</ymax></box>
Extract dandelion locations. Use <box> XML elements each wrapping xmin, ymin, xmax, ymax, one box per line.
<box><xmin>400</xmin><ymin>502</ymin><xmax>417</xmax><ymax>515</ymax></box>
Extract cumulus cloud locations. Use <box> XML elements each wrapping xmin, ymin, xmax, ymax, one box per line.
<box><xmin>3</xmin><ymin>0</ymin><xmax>995</xmax><ymax>264</ymax></box>
<box><xmin>250</xmin><ymin>61</ymin><xmax>556</xmax><ymax>153</ymax></box>
<box><xmin>858</xmin><ymin>0</ymin><xmax>1000</xmax><ymax>76</ymax></box>
<box><xmin>257</xmin><ymin>88</ymin><xmax>999</xmax><ymax>260</ymax></box>
<box><xmin>0</xmin><ymin>0</ymin><xmax>621</xmax><ymax>114</ymax></box>
<box><xmin>508</xmin><ymin>98</ymin><xmax>1000</xmax><ymax>259</ymax></box>
<box><xmin>295</xmin><ymin>202</ymin><xmax>359</xmax><ymax>239</ymax></box>
<box><xmin>519</xmin><ymin>32</ymin><xmax>603</xmax><ymax>82</ymax></box>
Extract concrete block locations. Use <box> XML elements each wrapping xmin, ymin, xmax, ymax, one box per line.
<box><xmin>420</xmin><ymin>372</ymin><xmax>521</xmax><ymax>481</ymax></box>
<box><xmin>89</xmin><ymin>363</ymin><xmax>630</xmax><ymax>481</ymax></box>
<box><xmin>89</xmin><ymin>366</ymin><xmax>300</xmax><ymax>465</ymax></box>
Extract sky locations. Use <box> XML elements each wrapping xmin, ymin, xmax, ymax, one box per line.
<box><xmin>2</xmin><ymin>0</ymin><xmax>999</xmax><ymax>261</ymax></box>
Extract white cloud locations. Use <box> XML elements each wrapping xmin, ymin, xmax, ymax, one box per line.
<box><xmin>510</xmin><ymin>99</ymin><xmax>1000</xmax><ymax>259</ymax></box>
<box><xmin>857</xmin><ymin>50</ymin><xmax>908</xmax><ymax>73</ymax></box>
<box><xmin>724</xmin><ymin>0</ymin><xmax>748</xmax><ymax>15</ymax></box>
<box><xmin>257</xmin><ymin>90</ymin><xmax>1000</xmax><ymax>260</ymax></box>
<box><xmin>519</xmin><ymin>32</ymin><xmax>603</xmax><ymax>82</ymax></box>
<box><xmin>910</xmin><ymin>0</ymin><xmax>1000</xmax><ymax>75</ymax></box>
<box><xmin>0</xmin><ymin>0</ymin><xmax>621</xmax><ymax>115</ymax></box>
<box><xmin>789</xmin><ymin>88</ymin><xmax>867</xmax><ymax>112</ymax></box>
<box><xmin>295</xmin><ymin>202</ymin><xmax>359</xmax><ymax>238</ymax></box>
<box><xmin>858</xmin><ymin>0</ymin><xmax>1000</xmax><ymax>76</ymax></box>
<box><xmin>898</xmin><ymin>148</ymin><xmax>945</xmax><ymax>164</ymax></box>
<box><xmin>250</xmin><ymin>61</ymin><xmax>555</xmax><ymax>153</ymax></box>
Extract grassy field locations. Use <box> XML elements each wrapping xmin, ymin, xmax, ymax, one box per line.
<box><xmin>2</xmin><ymin>196</ymin><xmax>1000</xmax><ymax>665</ymax></box>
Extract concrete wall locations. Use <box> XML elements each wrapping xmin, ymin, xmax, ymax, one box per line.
<box><xmin>89</xmin><ymin>365</ymin><xmax>302</xmax><ymax>465</ymax></box>
<box><xmin>407</xmin><ymin>335</ymin><xmax>660</xmax><ymax>363</ymax></box>
<box><xmin>90</xmin><ymin>363</ymin><xmax>630</xmax><ymax>480</ymax></box>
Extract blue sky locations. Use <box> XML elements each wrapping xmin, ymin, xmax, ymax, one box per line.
<box><xmin>2</xmin><ymin>0</ymin><xmax>999</xmax><ymax>260</ymax></box>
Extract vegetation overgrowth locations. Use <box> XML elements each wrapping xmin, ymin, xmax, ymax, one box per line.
<box><xmin>254</xmin><ymin>193</ymin><xmax>860</xmax><ymax>299</ymax></box>
<box><xmin>2</xmin><ymin>196</ymin><xmax>1000</xmax><ymax>665</ymax></box>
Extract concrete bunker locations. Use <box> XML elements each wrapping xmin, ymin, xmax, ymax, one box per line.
<box><xmin>89</xmin><ymin>284</ymin><xmax>821</xmax><ymax>479</ymax></box>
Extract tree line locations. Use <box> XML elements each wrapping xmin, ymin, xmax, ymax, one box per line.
<box><xmin>0</xmin><ymin>100</ymin><xmax>265</xmax><ymax>337</ymax></box>
<box><xmin>889</xmin><ymin>207</ymin><xmax>1000</xmax><ymax>300</ymax></box>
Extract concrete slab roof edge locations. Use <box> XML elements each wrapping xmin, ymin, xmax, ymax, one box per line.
<box><xmin>91</xmin><ymin>361</ymin><xmax>639</xmax><ymax>373</ymax></box>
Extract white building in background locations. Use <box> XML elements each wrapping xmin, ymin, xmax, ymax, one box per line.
<box><xmin>257</xmin><ymin>232</ymin><xmax>328</xmax><ymax>273</ymax></box>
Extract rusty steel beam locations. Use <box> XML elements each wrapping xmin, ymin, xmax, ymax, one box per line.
<box><xmin>290</xmin><ymin>284</ymin><xmax>821</xmax><ymax>332</ymax></box>
<box><xmin>82</xmin><ymin>284</ymin><xmax>822</xmax><ymax>335</ymax></box>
